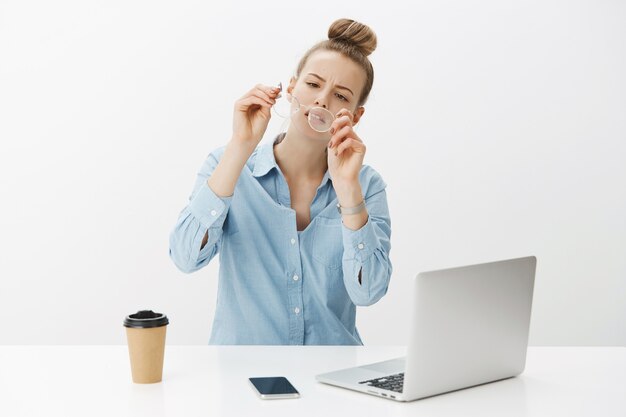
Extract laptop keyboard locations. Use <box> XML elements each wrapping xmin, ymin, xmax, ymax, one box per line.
<box><xmin>359</xmin><ymin>372</ymin><xmax>404</xmax><ymax>393</ymax></box>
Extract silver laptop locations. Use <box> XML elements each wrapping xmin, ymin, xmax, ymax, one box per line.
<box><xmin>316</xmin><ymin>256</ymin><xmax>537</xmax><ymax>402</ymax></box>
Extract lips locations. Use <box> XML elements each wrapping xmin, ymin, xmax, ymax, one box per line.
<box><xmin>308</xmin><ymin>112</ymin><xmax>326</xmax><ymax>124</ymax></box>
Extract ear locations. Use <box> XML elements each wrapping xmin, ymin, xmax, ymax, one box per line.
<box><xmin>287</xmin><ymin>76</ymin><xmax>297</xmax><ymax>95</ymax></box>
<box><xmin>352</xmin><ymin>106</ymin><xmax>365</xmax><ymax>125</ymax></box>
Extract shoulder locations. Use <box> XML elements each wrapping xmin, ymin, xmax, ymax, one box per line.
<box><xmin>206</xmin><ymin>144</ymin><xmax>228</xmax><ymax>162</ymax></box>
<box><xmin>246</xmin><ymin>143</ymin><xmax>267</xmax><ymax>170</ymax></box>
<box><xmin>202</xmin><ymin>143</ymin><xmax>267</xmax><ymax>173</ymax></box>
<box><xmin>203</xmin><ymin>143</ymin><xmax>263</xmax><ymax>164</ymax></box>
<box><xmin>357</xmin><ymin>164</ymin><xmax>388</xmax><ymax>198</ymax></box>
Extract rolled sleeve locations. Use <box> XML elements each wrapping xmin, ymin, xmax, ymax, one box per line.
<box><xmin>340</xmin><ymin>182</ymin><xmax>393</xmax><ymax>306</ymax></box>
<box><xmin>341</xmin><ymin>215</ymin><xmax>378</xmax><ymax>262</ymax></box>
<box><xmin>169</xmin><ymin>146</ymin><xmax>233</xmax><ymax>274</ymax></box>
<box><xmin>188</xmin><ymin>181</ymin><xmax>233</xmax><ymax>231</ymax></box>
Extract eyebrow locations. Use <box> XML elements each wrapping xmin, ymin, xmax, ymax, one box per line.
<box><xmin>307</xmin><ymin>73</ymin><xmax>354</xmax><ymax>97</ymax></box>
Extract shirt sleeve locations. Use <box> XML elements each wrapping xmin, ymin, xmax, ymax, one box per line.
<box><xmin>169</xmin><ymin>148</ymin><xmax>233</xmax><ymax>273</ymax></box>
<box><xmin>340</xmin><ymin>171</ymin><xmax>392</xmax><ymax>306</ymax></box>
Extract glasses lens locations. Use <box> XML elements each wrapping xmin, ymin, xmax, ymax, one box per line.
<box><xmin>273</xmin><ymin>90</ymin><xmax>335</xmax><ymax>134</ymax></box>
<box><xmin>307</xmin><ymin>107</ymin><xmax>335</xmax><ymax>132</ymax></box>
<box><xmin>273</xmin><ymin>93</ymin><xmax>300</xmax><ymax>119</ymax></box>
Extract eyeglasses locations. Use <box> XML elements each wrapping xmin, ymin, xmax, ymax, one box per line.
<box><xmin>272</xmin><ymin>82</ymin><xmax>337</xmax><ymax>133</ymax></box>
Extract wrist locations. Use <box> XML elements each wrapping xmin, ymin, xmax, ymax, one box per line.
<box><xmin>334</xmin><ymin>180</ymin><xmax>363</xmax><ymax>208</ymax></box>
<box><xmin>333</xmin><ymin>177</ymin><xmax>359</xmax><ymax>193</ymax></box>
<box><xmin>227</xmin><ymin>138</ymin><xmax>256</xmax><ymax>159</ymax></box>
<box><xmin>337</xmin><ymin>199</ymin><xmax>366</xmax><ymax>215</ymax></box>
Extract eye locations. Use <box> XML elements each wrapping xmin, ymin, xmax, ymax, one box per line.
<box><xmin>306</xmin><ymin>82</ymin><xmax>319</xmax><ymax>88</ymax></box>
<box><xmin>335</xmin><ymin>93</ymin><xmax>348</xmax><ymax>102</ymax></box>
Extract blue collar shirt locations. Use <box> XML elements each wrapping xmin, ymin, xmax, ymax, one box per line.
<box><xmin>169</xmin><ymin>141</ymin><xmax>392</xmax><ymax>345</ymax></box>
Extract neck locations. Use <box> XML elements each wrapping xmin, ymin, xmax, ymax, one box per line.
<box><xmin>273</xmin><ymin>127</ymin><xmax>329</xmax><ymax>182</ymax></box>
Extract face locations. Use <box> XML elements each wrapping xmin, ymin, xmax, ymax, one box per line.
<box><xmin>286</xmin><ymin>50</ymin><xmax>366</xmax><ymax>139</ymax></box>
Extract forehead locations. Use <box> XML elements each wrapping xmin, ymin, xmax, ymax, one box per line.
<box><xmin>301</xmin><ymin>50</ymin><xmax>365</xmax><ymax>92</ymax></box>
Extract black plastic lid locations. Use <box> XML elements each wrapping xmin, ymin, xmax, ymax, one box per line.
<box><xmin>124</xmin><ymin>310</ymin><xmax>169</xmax><ymax>329</ymax></box>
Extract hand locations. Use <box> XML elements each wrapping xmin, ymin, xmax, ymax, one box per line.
<box><xmin>231</xmin><ymin>83</ymin><xmax>281</xmax><ymax>150</ymax></box>
<box><xmin>327</xmin><ymin>108</ymin><xmax>366</xmax><ymax>184</ymax></box>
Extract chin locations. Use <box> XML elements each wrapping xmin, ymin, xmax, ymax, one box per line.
<box><xmin>308</xmin><ymin>132</ymin><xmax>332</xmax><ymax>144</ymax></box>
<box><xmin>292</xmin><ymin>115</ymin><xmax>332</xmax><ymax>145</ymax></box>
<box><xmin>293</xmin><ymin>120</ymin><xmax>330</xmax><ymax>142</ymax></box>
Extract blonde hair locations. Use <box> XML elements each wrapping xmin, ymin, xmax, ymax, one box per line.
<box><xmin>295</xmin><ymin>18</ymin><xmax>377</xmax><ymax>108</ymax></box>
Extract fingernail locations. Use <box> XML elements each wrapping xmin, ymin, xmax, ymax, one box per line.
<box><xmin>330</xmin><ymin>127</ymin><xmax>335</xmax><ymax>134</ymax></box>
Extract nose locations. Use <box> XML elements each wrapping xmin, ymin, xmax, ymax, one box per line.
<box><xmin>313</xmin><ymin>99</ymin><xmax>328</xmax><ymax>109</ymax></box>
<box><xmin>314</xmin><ymin>93</ymin><xmax>329</xmax><ymax>109</ymax></box>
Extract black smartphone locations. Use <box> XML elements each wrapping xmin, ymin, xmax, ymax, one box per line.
<box><xmin>248</xmin><ymin>376</ymin><xmax>300</xmax><ymax>399</ymax></box>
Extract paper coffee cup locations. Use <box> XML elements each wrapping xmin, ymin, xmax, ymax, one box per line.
<box><xmin>124</xmin><ymin>310</ymin><xmax>169</xmax><ymax>384</ymax></box>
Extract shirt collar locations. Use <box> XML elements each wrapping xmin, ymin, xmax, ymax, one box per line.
<box><xmin>252</xmin><ymin>142</ymin><xmax>278</xmax><ymax>178</ymax></box>
<box><xmin>319</xmin><ymin>168</ymin><xmax>332</xmax><ymax>188</ymax></box>
<box><xmin>252</xmin><ymin>140</ymin><xmax>333</xmax><ymax>188</ymax></box>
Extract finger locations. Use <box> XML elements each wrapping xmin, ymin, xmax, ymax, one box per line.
<box><xmin>329</xmin><ymin>125</ymin><xmax>353</xmax><ymax>148</ymax></box>
<box><xmin>331</xmin><ymin>107</ymin><xmax>353</xmax><ymax>127</ymax></box>
<box><xmin>336</xmin><ymin>138</ymin><xmax>366</xmax><ymax>157</ymax></box>
<box><xmin>257</xmin><ymin>87</ymin><xmax>280</xmax><ymax>98</ymax></box>
<box><xmin>237</xmin><ymin>96</ymin><xmax>272</xmax><ymax>111</ymax></box>
<box><xmin>256</xmin><ymin>85</ymin><xmax>281</xmax><ymax>99</ymax></box>
<box><xmin>329</xmin><ymin>114</ymin><xmax>353</xmax><ymax>137</ymax></box>
<box><xmin>241</xmin><ymin>85</ymin><xmax>279</xmax><ymax>102</ymax></box>
<box><xmin>252</xmin><ymin>87</ymin><xmax>278</xmax><ymax>104</ymax></box>
<box><xmin>237</xmin><ymin>95</ymin><xmax>271</xmax><ymax>109</ymax></box>
<box><xmin>335</xmin><ymin>108</ymin><xmax>352</xmax><ymax>119</ymax></box>
<box><xmin>339</xmin><ymin>127</ymin><xmax>362</xmax><ymax>143</ymax></box>
<box><xmin>250</xmin><ymin>90</ymin><xmax>276</xmax><ymax>106</ymax></box>
<box><xmin>254</xmin><ymin>83</ymin><xmax>280</xmax><ymax>95</ymax></box>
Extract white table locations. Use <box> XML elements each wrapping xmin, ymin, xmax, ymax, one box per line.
<box><xmin>0</xmin><ymin>346</ymin><xmax>624</xmax><ymax>416</ymax></box>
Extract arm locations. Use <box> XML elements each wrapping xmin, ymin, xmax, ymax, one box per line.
<box><xmin>169</xmin><ymin>82</ymin><xmax>279</xmax><ymax>272</ymax></box>
<box><xmin>169</xmin><ymin>140</ymin><xmax>254</xmax><ymax>273</ymax></box>
<box><xmin>199</xmin><ymin>142</ymin><xmax>255</xmax><ymax>249</ymax></box>
<box><xmin>334</xmin><ymin>175</ymin><xmax>392</xmax><ymax>306</ymax></box>
<box><xmin>334</xmin><ymin>180</ymin><xmax>369</xmax><ymax>284</ymax></box>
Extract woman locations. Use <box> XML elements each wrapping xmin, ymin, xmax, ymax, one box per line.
<box><xmin>169</xmin><ymin>18</ymin><xmax>392</xmax><ymax>345</ymax></box>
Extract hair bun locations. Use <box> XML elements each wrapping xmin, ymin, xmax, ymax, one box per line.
<box><xmin>328</xmin><ymin>18</ymin><xmax>377</xmax><ymax>56</ymax></box>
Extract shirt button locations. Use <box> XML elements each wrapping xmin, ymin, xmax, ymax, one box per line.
<box><xmin>293</xmin><ymin>274</ymin><xmax>299</xmax><ymax>281</ymax></box>
<box><xmin>210</xmin><ymin>210</ymin><xmax>217</xmax><ymax>216</ymax></box>
<box><xmin>358</xmin><ymin>243</ymin><xmax>365</xmax><ymax>250</ymax></box>
<box><xmin>291</xmin><ymin>238</ymin><xmax>296</xmax><ymax>245</ymax></box>
<box><xmin>294</xmin><ymin>307</ymin><xmax>300</xmax><ymax>314</ymax></box>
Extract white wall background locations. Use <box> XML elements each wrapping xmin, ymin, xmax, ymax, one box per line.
<box><xmin>1</xmin><ymin>0</ymin><xmax>624</xmax><ymax>346</ymax></box>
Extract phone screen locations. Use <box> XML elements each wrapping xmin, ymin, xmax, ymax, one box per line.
<box><xmin>249</xmin><ymin>377</ymin><xmax>299</xmax><ymax>396</ymax></box>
